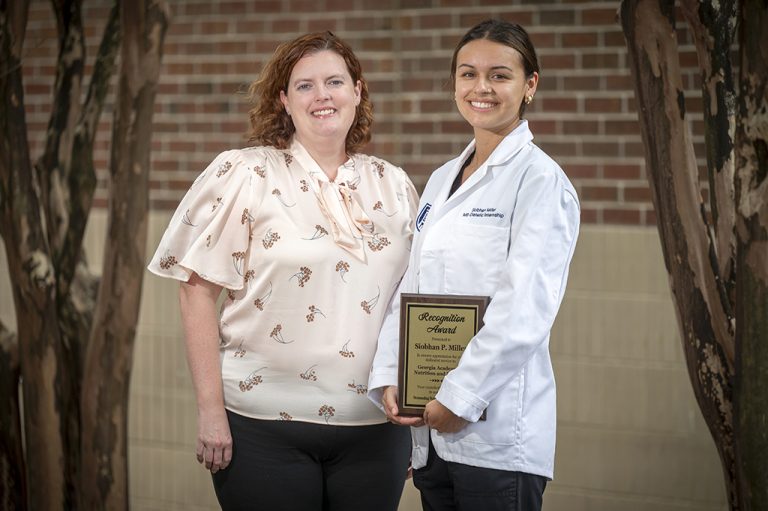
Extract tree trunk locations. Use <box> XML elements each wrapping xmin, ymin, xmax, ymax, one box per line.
<box><xmin>734</xmin><ymin>1</ymin><xmax>768</xmax><ymax>509</ymax></box>
<box><xmin>34</xmin><ymin>2</ymin><xmax>88</xmax><ymax>504</ymax></box>
<box><xmin>3</xmin><ymin>0</ymin><xmax>166</xmax><ymax>508</ymax></box>
<box><xmin>0</xmin><ymin>325</ymin><xmax>25</xmax><ymax>511</ymax></box>
<box><xmin>620</xmin><ymin>0</ymin><xmax>738</xmax><ymax>508</ymax></box>
<box><xmin>0</xmin><ymin>2</ymin><xmax>72</xmax><ymax>509</ymax></box>
<box><xmin>79</xmin><ymin>1</ymin><xmax>169</xmax><ymax>509</ymax></box>
<box><xmin>0</xmin><ymin>8</ymin><xmax>28</xmax><ymax>509</ymax></box>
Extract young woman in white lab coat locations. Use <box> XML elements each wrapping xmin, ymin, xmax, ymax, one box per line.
<box><xmin>368</xmin><ymin>19</ymin><xmax>580</xmax><ymax>511</ymax></box>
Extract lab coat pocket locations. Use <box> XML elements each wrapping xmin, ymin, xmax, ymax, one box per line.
<box><xmin>444</xmin><ymin>223</ymin><xmax>509</xmax><ymax>296</ymax></box>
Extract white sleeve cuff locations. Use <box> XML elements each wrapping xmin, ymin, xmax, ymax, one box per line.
<box><xmin>367</xmin><ymin>370</ymin><xmax>398</xmax><ymax>412</ymax></box>
<box><xmin>435</xmin><ymin>377</ymin><xmax>489</xmax><ymax>422</ymax></box>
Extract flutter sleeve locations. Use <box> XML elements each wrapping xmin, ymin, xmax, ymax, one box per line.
<box><xmin>147</xmin><ymin>149</ymin><xmax>258</xmax><ymax>290</ymax></box>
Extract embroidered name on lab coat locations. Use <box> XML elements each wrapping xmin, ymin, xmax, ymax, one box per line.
<box><xmin>462</xmin><ymin>207</ymin><xmax>505</xmax><ymax>219</ymax></box>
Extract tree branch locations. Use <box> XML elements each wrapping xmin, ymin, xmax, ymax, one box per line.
<box><xmin>0</xmin><ymin>0</ymin><xmax>31</xmax><ymax>223</ymax></box>
<box><xmin>36</xmin><ymin>0</ymin><xmax>85</xmax><ymax>262</ymax></box>
<box><xmin>80</xmin><ymin>1</ymin><xmax>169</xmax><ymax>509</ymax></box>
<box><xmin>56</xmin><ymin>0</ymin><xmax>119</xmax><ymax>300</ymax></box>
<box><xmin>679</xmin><ymin>0</ymin><xmax>738</xmax><ymax>312</ymax></box>
<box><xmin>0</xmin><ymin>321</ymin><xmax>25</xmax><ymax>511</ymax></box>
<box><xmin>6</xmin><ymin>0</ymin><xmax>29</xmax><ymax>58</ymax></box>
<box><xmin>1</xmin><ymin>2</ymin><xmax>77</xmax><ymax>509</ymax></box>
<box><xmin>80</xmin><ymin>1</ymin><xmax>119</xmax><ymax>147</ymax></box>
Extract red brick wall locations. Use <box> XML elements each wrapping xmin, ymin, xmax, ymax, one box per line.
<box><xmin>20</xmin><ymin>0</ymin><xmax>708</xmax><ymax>226</ymax></box>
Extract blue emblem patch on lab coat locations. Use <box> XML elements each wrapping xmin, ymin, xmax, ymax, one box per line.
<box><xmin>416</xmin><ymin>203</ymin><xmax>432</xmax><ymax>232</ymax></box>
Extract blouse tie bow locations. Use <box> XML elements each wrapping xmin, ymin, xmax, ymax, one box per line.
<box><xmin>314</xmin><ymin>179</ymin><xmax>373</xmax><ymax>260</ymax></box>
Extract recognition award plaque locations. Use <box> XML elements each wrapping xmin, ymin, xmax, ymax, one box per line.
<box><xmin>398</xmin><ymin>293</ymin><xmax>490</xmax><ymax>417</ymax></box>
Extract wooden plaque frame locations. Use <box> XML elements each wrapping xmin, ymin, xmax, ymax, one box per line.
<box><xmin>397</xmin><ymin>293</ymin><xmax>490</xmax><ymax>417</ymax></box>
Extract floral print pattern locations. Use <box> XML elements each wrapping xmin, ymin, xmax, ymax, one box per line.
<box><xmin>159</xmin><ymin>251</ymin><xmax>177</xmax><ymax>270</ymax></box>
<box><xmin>270</xmin><ymin>324</ymin><xmax>293</xmax><ymax>344</ymax></box>
<box><xmin>306</xmin><ymin>305</ymin><xmax>325</xmax><ymax>322</ymax></box>
<box><xmin>299</xmin><ymin>364</ymin><xmax>318</xmax><ymax>381</ymax></box>
<box><xmin>216</xmin><ymin>160</ymin><xmax>232</xmax><ymax>177</ymax></box>
<box><xmin>241</xmin><ymin>208</ymin><xmax>254</xmax><ymax>225</ymax></box>
<box><xmin>239</xmin><ymin>367</ymin><xmax>266</xmax><ymax>392</ymax></box>
<box><xmin>303</xmin><ymin>224</ymin><xmax>328</xmax><ymax>240</ymax></box>
<box><xmin>318</xmin><ymin>404</ymin><xmax>335</xmax><ymax>423</ymax></box>
<box><xmin>360</xmin><ymin>286</ymin><xmax>380</xmax><ymax>314</ymax></box>
<box><xmin>367</xmin><ymin>233</ymin><xmax>391</xmax><ymax>252</ymax></box>
<box><xmin>181</xmin><ymin>209</ymin><xmax>196</xmax><ymax>226</ymax></box>
<box><xmin>232</xmin><ymin>251</ymin><xmax>246</xmax><ymax>276</ymax></box>
<box><xmin>373</xmin><ymin>201</ymin><xmax>396</xmax><ymax>217</ymax></box>
<box><xmin>335</xmin><ymin>260</ymin><xmax>350</xmax><ymax>282</ymax></box>
<box><xmin>339</xmin><ymin>340</ymin><xmax>355</xmax><ymax>358</ymax></box>
<box><xmin>372</xmin><ymin>160</ymin><xmax>385</xmax><ymax>178</ymax></box>
<box><xmin>272</xmin><ymin>188</ymin><xmax>296</xmax><ymax>207</ymax></box>
<box><xmin>147</xmin><ymin>144</ymin><xmax>418</xmax><ymax>426</ymax></box>
<box><xmin>289</xmin><ymin>266</ymin><xmax>312</xmax><ymax>287</ymax></box>
<box><xmin>347</xmin><ymin>380</ymin><xmax>367</xmax><ymax>395</ymax></box>
<box><xmin>262</xmin><ymin>228</ymin><xmax>280</xmax><ymax>249</ymax></box>
<box><xmin>253</xmin><ymin>282</ymin><xmax>273</xmax><ymax>310</ymax></box>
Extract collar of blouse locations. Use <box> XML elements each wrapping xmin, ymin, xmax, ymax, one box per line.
<box><xmin>289</xmin><ymin>138</ymin><xmax>373</xmax><ymax>261</ymax></box>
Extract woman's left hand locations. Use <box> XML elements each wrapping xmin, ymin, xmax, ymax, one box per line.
<box><xmin>423</xmin><ymin>400</ymin><xmax>469</xmax><ymax>434</ymax></box>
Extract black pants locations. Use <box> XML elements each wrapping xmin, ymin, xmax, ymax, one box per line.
<box><xmin>413</xmin><ymin>440</ymin><xmax>547</xmax><ymax>511</ymax></box>
<box><xmin>212</xmin><ymin>410</ymin><xmax>411</xmax><ymax>511</ymax></box>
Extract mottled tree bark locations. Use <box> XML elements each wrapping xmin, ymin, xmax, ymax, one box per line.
<box><xmin>33</xmin><ymin>2</ymin><xmax>87</xmax><ymax>505</ymax></box>
<box><xmin>0</xmin><ymin>1</ymin><xmax>70</xmax><ymax>509</ymax></box>
<box><xmin>1</xmin><ymin>0</ymin><xmax>166</xmax><ymax>508</ymax></box>
<box><xmin>679</xmin><ymin>0</ymin><xmax>738</xmax><ymax>301</ymax></box>
<box><xmin>0</xmin><ymin>323</ymin><xmax>25</xmax><ymax>511</ymax></box>
<box><xmin>0</xmin><ymin>8</ymin><xmax>27</xmax><ymax>510</ymax></box>
<box><xmin>734</xmin><ymin>2</ymin><xmax>768</xmax><ymax>509</ymax></box>
<box><xmin>620</xmin><ymin>0</ymin><xmax>738</xmax><ymax>508</ymax></box>
<box><xmin>623</xmin><ymin>0</ymin><xmax>768</xmax><ymax>509</ymax></box>
<box><xmin>79</xmin><ymin>1</ymin><xmax>169</xmax><ymax>509</ymax></box>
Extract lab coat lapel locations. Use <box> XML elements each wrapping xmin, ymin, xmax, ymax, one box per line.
<box><xmin>425</xmin><ymin>141</ymin><xmax>477</xmax><ymax>227</ymax></box>
<box><xmin>434</xmin><ymin>121</ymin><xmax>535</xmax><ymax>225</ymax></box>
<box><xmin>410</xmin><ymin>121</ymin><xmax>533</xmax><ymax>288</ymax></box>
<box><xmin>408</xmin><ymin>143</ymin><xmax>474</xmax><ymax>291</ymax></box>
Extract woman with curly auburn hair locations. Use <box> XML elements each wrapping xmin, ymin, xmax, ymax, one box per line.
<box><xmin>149</xmin><ymin>31</ymin><xmax>416</xmax><ymax>510</ymax></box>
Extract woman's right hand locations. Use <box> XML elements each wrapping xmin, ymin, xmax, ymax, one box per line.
<box><xmin>382</xmin><ymin>386</ymin><xmax>425</xmax><ymax>427</ymax></box>
<box><xmin>196</xmin><ymin>406</ymin><xmax>233</xmax><ymax>474</ymax></box>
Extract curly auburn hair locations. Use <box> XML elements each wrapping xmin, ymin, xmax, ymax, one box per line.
<box><xmin>247</xmin><ymin>32</ymin><xmax>373</xmax><ymax>154</ymax></box>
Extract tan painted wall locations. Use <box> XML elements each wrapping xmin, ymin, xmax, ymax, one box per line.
<box><xmin>0</xmin><ymin>212</ymin><xmax>726</xmax><ymax>510</ymax></box>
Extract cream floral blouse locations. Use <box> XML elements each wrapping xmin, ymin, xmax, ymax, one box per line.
<box><xmin>148</xmin><ymin>139</ymin><xmax>417</xmax><ymax>425</ymax></box>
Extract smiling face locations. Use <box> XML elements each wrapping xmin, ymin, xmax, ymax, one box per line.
<box><xmin>279</xmin><ymin>50</ymin><xmax>362</xmax><ymax>152</ymax></box>
<box><xmin>454</xmin><ymin>39</ymin><xmax>538</xmax><ymax>139</ymax></box>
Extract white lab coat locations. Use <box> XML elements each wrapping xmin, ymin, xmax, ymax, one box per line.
<box><xmin>368</xmin><ymin>120</ymin><xmax>580</xmax><ymax>479</ymax></box>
